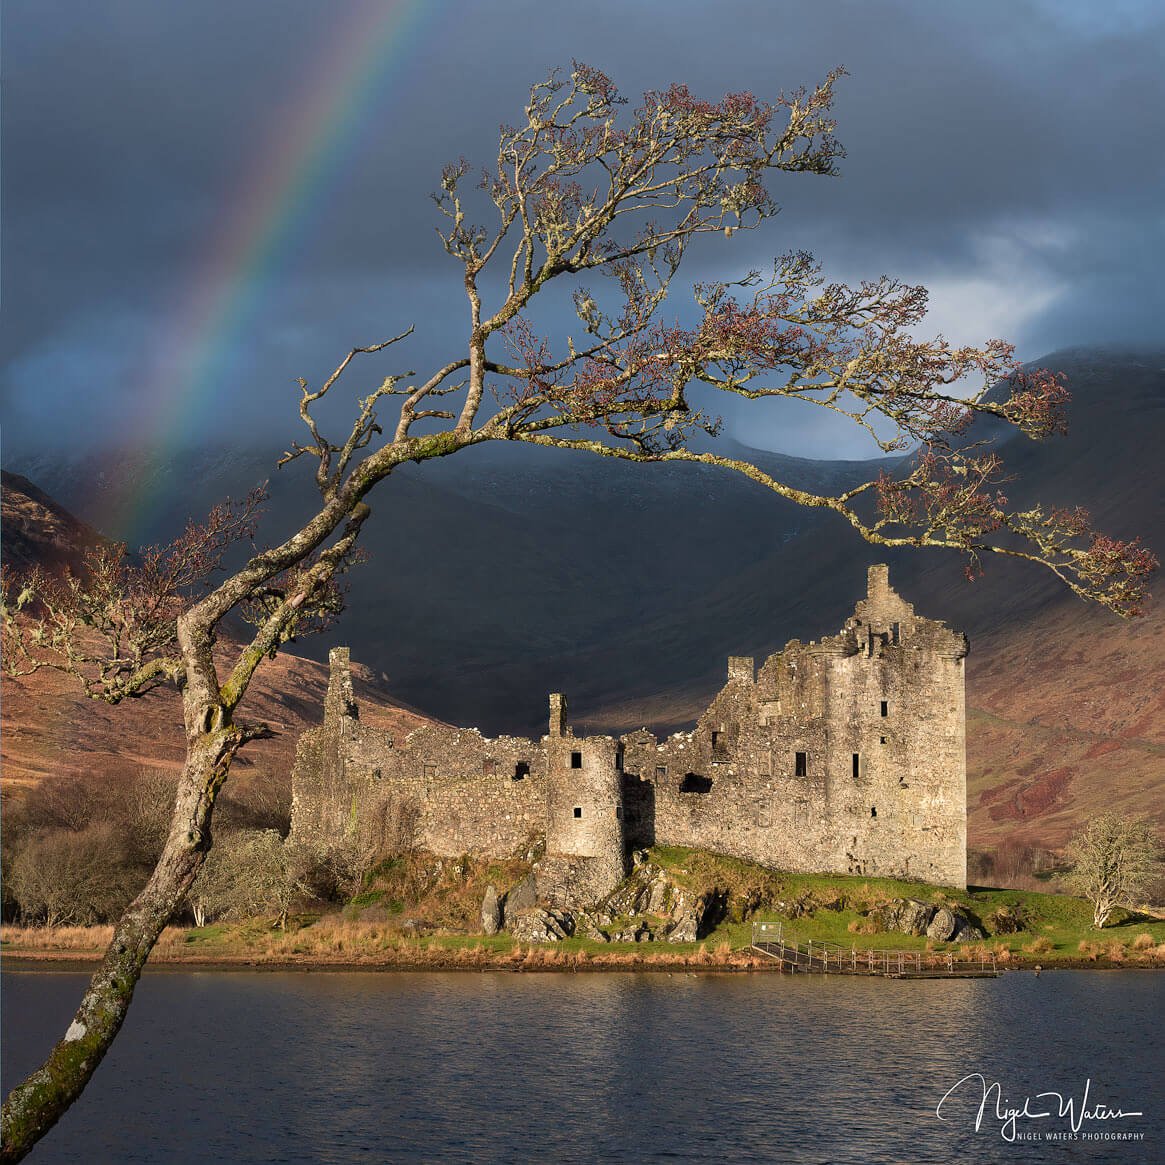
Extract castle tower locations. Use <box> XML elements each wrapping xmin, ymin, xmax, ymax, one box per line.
<box><xmin>542</xmin><ymin>694</ymin><xmax>626</xmax><ymax>900</ymax></box>
<box><xmin>833</xmin><ymin>564</ymin><xmax>968</xmax><ymax>886</ymax></box>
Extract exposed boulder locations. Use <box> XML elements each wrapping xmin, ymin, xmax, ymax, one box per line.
<box><xmin>608</xmin><ymin>920</ymin><xmax>654</xmax><ymax>943</ymax></box>
<box><xmin>876</xmin><ymin>898</ymin><xmax>984</xmax><ymax>942</ymax></box>
<box><xmin>926</xmin><ymin>906</ymin><xmax>958</xmax><ymax>942</ymax></box>
<box><xmin>575</xmin><ymin>912</ymin><xmax>610</xmax><ymax>942</ymax></box>
<box><xmin>592</xmin><ymin>862</ymin><xmax>723</xmax><ymax>943</ymax></box>
<box><xmin>502</xmin><ymin>874</ymin><xmax>538</xmax><ymax>924</ymax></box>
<box><xmin>985</xmin><ymin>903</ymin><xmax>1030</xmax><ymax>935</ymax></box>
<box><xmin>495</xmin><ymin>855</ymin><xmax>727</xmax><ymax>944</ymax></box>
<box><xmin>481</xmin><ymin>884</ymin><xmax>502</xmax><ymax>936</ymax></box>
<box><xmin>507</xmin><ymin>907</ymin><xmax>574</xmax><ymax>943</ymax></box>
<box><xmin>877</xmin><ymin>898</ymin><xmax>936</xmax><ymax>936</ymax></box>
<box><xmin>663</xmin><ymin>892</ymin><xmax>700</xmax><ymax>943</ymax></box>
<box><xmin>952</xmin><ymin>918</ymin><xmax>985</xmax><ymax>942</ymax></box>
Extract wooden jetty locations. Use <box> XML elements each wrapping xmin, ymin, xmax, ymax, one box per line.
<box><xmin>750</xmin><ymin>921</ymin><xmax>998</xmax><ymax>978</ymax></box>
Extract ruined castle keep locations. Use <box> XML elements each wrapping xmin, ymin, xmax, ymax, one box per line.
<box><xmin>289</xmin><ymin>565</ymin><xmax>969</xmax><ymax>892</ymax></box>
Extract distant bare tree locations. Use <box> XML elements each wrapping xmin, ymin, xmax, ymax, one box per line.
<box><xmin>18</xmin><ymin>775</ymin><xmax>102</xmax><ymax>836</ymax></box>
<box><xmin>0</xmin><ymin>62</ymin><xmax>1157</xmax><ymax>1161</ymax></box>
<box><xmin>7</xmin><ymin>826</ymin><xmax>138</xmax><ymax>927</ymax></box>
<box><xmin>1065</xmin><ymin>814</ymin><xmax>1161</xmax><ymax>928</ymax></box>
<box><xmin>293</xmin><ymin>834</ymin><xmax>377</xmax><ymax>904</ymax></box>
<box><xmin>122</xmin><ymin>770</ymin><xmax>180</xmax><ymax>868</ymax></box>
<box><xmin>188</xmin><ymin>830</ymin><xmax>301</xmax><ymax>928</ymax></box>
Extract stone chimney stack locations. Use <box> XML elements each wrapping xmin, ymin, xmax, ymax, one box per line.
<box><xmin>549</xmin><ymin>693</ymin><xmax>568</xmax><ymax>737</ymax></box>
<box><xmin>867</xmin><ymin>563</ymin><xmax>891</xmax><ymax>603</ymax></box>
<box><xmin>324</xmin><ymin>647</ymin><xmax>358</xmax><ymax>723</ymax></box>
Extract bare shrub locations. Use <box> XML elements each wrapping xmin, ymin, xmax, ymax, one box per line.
<box><xmin>292</xmin><ymin>835</ymin><xmax>375</xmax><ymax>903</ymax></box>
<box><xmin>189</xmin><ymin>830</ymin><xmax>303</xmax><ymax>927</ymax></box>
<box><xmin>967</xmin><ymin>849</ymin><xmax>995</xmax><ymax>884</ymax></box>
<box><xmin>122</xmin><ymin>770</ymin><xmax>179</xmax><ymax>867</ymax></box>
<box><xmin>8</xmin><ymin>825</ymin><xmax>140</xmax><ymax>926</ymax></box>
<box><xmin>215</xmin><ymin>771</ymin><xmax>292</xmax><ymax>835</ymax></box>
<box><xmin>20</xmin><ymin>776</ymin><xmax>102</xmax><ymax>835</ymax></box>
<box><xmin>1022</xmin><ymin>936</ymin><xmax>1054</xmax><ymax>955</ymax></box>
<box><xmin>366</xmin><ymin>792</ymin><xmax>421</xmax><ymax>854</ymax></box>
<box><xmin>1131</xmin><ymin>932</ymin><xmax>1155</xmax><ymax>951</ymax></box>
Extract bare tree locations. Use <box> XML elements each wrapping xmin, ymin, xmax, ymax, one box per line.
<box><xmin>188</xmin><ymin>830</ymin><xmax>302</xmax><ymax>929</ymax></box>
<box><xmin>7</xmin><ymin>826</ymin><xmax>138</xmax><ymax>927</ymax></box>
<box><xmin>1065</xmin><ymin>814</ymin><xmax>1161</xmax><ymax>928</ymax></box>
<box><xmin>0</xmin><ymin>63</ymin><xmax>1156</xmax><ymax>1160</ymax></box>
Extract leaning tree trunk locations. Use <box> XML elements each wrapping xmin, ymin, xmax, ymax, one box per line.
<box><xmin>0</xmin><ymin>727</ymin><xmax>240</xmax><ymax>1163</ymax></box>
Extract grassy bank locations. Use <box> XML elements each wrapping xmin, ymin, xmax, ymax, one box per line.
<box><xmin>4</xmin><ymin>849</ymin><xmax>1164</xmax><ymax>970</ymax></box>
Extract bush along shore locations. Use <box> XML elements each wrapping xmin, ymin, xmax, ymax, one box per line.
<box><xmin>4</xmin><ymin>847</ymin><xmax>1164</xmax><ymax>972</ymax></box>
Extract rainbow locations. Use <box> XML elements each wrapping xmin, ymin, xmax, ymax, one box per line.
<box><xmin>106</xmin><ymin>0</ymin><xmax>436</xmax><ymax>545</ymax></box>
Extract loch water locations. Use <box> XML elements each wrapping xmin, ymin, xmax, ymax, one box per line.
<box><xmin>3</xmin><ymin>968</ymin><xmax>1161</xmax><ymax>1164</ymax></box>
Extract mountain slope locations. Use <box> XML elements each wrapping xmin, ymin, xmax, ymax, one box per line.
<box><xmin>7</xmin><ymin>436</ymin><xmax>898</xmax><ymax>733</ymax></box>
<box><xmin>0</xmin><ymin>473</ymin><xmax>435</xmax><ymax>799</ymax></box>
<box><xmin>6</xmin><ymin>347</ymin><xmax>1162</xmax><ymax>860</ymax></box>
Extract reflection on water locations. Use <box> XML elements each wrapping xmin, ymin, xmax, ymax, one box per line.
<box><xmin>3</xmin><ymin>970</ymin><xmax>1161</xmax><ymax>1163</ymax></box>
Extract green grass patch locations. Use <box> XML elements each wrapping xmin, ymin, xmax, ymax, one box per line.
<box><xmin>644</xmin><ymin>846</ymin><xmax>1165</xmax><ymax>960</ymax></box>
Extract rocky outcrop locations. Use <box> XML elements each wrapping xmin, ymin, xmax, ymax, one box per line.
<box><xmin>507</xmin><ymin>907</ymin><xmax>574</xmax><ymax>943</ymax></box>
<box><xmin>877</xmin><ymin>898</ymin><xmax>935</xmax><ymax>936</ymax></box>
<box><xmin>481</xmin><ymin>884</ymin><xmax>502</xmax><ymax>936</ymax></box>
<box><xmin>499</xmin><ymin>853</ymin><xmax>722</xmax><ymax>944</ymax></box>
<box><xmin>876</xmin><ymin>898</ymin><xmax>984</xmax><ymax>942</ymax></box>
<box><xmin>926</xmin><ymin>906</ymin><xmax>958</xmax><ymax>942</ymax></box>
<box><xmin>590</xmin><ymin>856</ymin><xmax>723</xmax><ymax>943</ymax></box>
<box><xmin>502</xmin><ymin>875</ymin><xmax>537</xmax><ymax>925</ymax></box>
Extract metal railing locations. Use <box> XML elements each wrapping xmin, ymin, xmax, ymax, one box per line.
<box><xmin>750</xmin><ymin>920</ymin><xmax>998</xmax><ymax>977</ymax></box>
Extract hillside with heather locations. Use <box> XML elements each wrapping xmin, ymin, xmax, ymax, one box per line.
<box><xmin>0</xmin><ymin>471</ymin><xmax>435</xmax><ymax>801</ymax></box>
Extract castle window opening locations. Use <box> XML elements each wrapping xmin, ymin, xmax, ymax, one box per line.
<box><xmin>615</xmin><ymin>746</ymin><xmax>624</xmax><ymax>771</ymax></box>
<box><xmin>871</xmin><ymin>806</ymin><xmax>877</xmax><ymax>818</ymax></box>
<box><xmin>615</xmin><ymin>807</ymin><xmax>623</xmax><ymax>820</ymax></box>
<box><xmin>655</xmin><ymin>764</ymin><xmax>667</xmax><ymax>778</ymax></box>
<box><xmin>483</xmin><ymin>758</ymin><xmax>497</xmax><ymax>777</ymax></box>
<box><xmin>880</xmin><ymin>736</ymin><xmax>887</xmax><ymax>745</ymax></box>
<box><xmin>711</xmin><ymin>730</ymin><xmax>727</xmax><ymax>758</ymax></box>
<box><xmin>852</xmin><ymin>753</ymin><xmax>860</xmax><ymax>780</ymax></box>
<box><xmin>680</xmin><ymin>773</ymin><xmax>713</xmax><ymax>794</ymax></box>
<box><xmin>891</xmin><ymin>622</ymin><xmax>900</xmax><ymax>644</ymax></box>
<box><xmin>795</xmin><ymin>751</ymin><xmax>807</xmax><ymax>778</ymax></box>
<box><xmin>573</xmin><ymin>806</ymin><xmax>583</xmax><ymax>818</ymax></box>
<box><xmin>571</xmin><ymin>751</ymin><xmax>583</xmax><ymax>769</ymax></box>
<box><xmin>513</xmin><ymin>761</ymin><xmax>530</xmax><ymax>781</ymax></box>
<box><xmin>880</xmin><ymin>700</ymin><xmax>888</xmax><ymax>718</ymax></box>
<box><xmin>423</xmin><ymin>763</ymin><xmax>436</xmax><ymax>782</ymax></box>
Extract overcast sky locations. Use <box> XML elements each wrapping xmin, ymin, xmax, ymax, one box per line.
<box><xmin>3</xmin><ymin>0</ymin><xmax>1163</xmax><ymax>460</ymax></box>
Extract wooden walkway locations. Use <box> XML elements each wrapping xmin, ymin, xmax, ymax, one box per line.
<box><xmin>750</xmin><ymin>922</ymin><xmax>998</xmax><ymax>978</ymax></box>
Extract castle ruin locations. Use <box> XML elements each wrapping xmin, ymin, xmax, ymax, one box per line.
<box><xmin>289</xmin><ymin>565</ymin><xmax>969</xmax><ymax>893</ymax></box>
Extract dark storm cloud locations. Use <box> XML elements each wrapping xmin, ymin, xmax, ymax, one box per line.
<box><xmin>2</xmin><ymin>0</ymin><xmax>1163</xmax><ymax>456</ymax></box>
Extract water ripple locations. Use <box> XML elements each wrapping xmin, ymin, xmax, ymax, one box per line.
<box><xmin>3</xmin><ymin>970</ymin><xmax>1160</xmax><ymax>1163</ymax></box>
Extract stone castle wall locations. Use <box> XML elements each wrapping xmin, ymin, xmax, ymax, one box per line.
<box><xmin>289</xmin><ymin>566</ymin><xmax>969</xmax><ymax>891</ymax></box>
